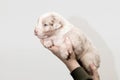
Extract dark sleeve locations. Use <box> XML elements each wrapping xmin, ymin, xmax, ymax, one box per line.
<box><xmin>71</xmin><ymin>67</ymin><xmax>93</xmax><ymax>80</ymax></box>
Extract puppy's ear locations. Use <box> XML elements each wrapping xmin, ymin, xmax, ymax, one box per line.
<box><xmin>50</xmin><ymin>14</ymin><xmax>63</xmax><ymax>29</ymax></box>
<box><xmin>53</xmin><ymin>20</ymin><xmax>63</xmax><ymax>29</ymax></box>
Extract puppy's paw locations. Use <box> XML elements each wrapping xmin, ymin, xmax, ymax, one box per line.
<box><xmin>60</xmin><ymin>51</ymin><xmax>69</xmax><ymax>59</ymax></box>
<box><xmin>43</xmin><ymin>40</ymin><xmax>54</xmax><ymax>48</ymax></box>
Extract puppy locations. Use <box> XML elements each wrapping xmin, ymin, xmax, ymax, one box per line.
<box><xmin>34</xmin><ymin>12</ymin><xmax>100</xmax><ymax>74</ymax></box>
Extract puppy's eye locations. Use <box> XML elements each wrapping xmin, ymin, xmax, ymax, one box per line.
<box><xmin>44</xmin><ymin>24</ymin><xmax>48</xmax><ymax>26</ymax></box>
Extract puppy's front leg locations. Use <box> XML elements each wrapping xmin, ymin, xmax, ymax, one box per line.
<box><xmin>40</xmin><ymin>39</ymin><xmax>54</xmax><ymax>48</ymax></box>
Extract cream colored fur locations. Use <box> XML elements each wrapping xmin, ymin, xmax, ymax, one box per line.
<box><xmin>34</xmin><ymin>12</ymin><xmax>100</xmax><ymax>73</ymax></box>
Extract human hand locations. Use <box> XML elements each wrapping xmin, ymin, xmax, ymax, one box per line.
<box><xmin>49</xmin><ymin>37</ymin><xmax>76</xmax><ymax>62</ymax></box>
<box><xmin>41</xmin><ymin>37</ymin><xmax>80</xmax><ymax>72</ymax></box>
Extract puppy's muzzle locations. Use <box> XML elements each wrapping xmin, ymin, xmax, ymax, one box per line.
<box><xmin>34</xmin><ymin>29</ymin><xmax>38</xmax><ymax>36</ymax></box>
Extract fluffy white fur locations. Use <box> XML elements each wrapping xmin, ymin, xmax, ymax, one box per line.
<box><xmin>34</xmin><ymin>12</ymin><xmax>100</xmax><ymax>74</ymax></box>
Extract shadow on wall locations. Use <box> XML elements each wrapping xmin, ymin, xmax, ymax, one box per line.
<box><xmin>68</xmin><ymin>16</ymin><xmax>118</xmax><ymax>80</ymax></box>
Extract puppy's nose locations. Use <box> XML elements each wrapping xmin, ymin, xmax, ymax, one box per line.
<box><xmin>34</xmin><ymin>28</ymin><xmax>38</xmax><ymax>36</ymax></box>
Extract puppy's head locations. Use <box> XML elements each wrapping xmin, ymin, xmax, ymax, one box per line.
<box><xmin>34</xmin><ymin>12</ymin><xmax>64</xmax><ymax>39</ymax></box>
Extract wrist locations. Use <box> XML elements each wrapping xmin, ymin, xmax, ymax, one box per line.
<box><xmin>65</xmin><ymin>59</ymin><xmax>80</xmax><ymax>72</ymax></box>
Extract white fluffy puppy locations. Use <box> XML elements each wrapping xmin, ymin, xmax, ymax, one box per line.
<box><xmin>34</xmin><ymin>12</ymin><xmax>100</xmax><ymax>74</ymax></box>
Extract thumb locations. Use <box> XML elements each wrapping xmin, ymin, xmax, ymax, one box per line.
<box><xmin>49</xmin><ymin>46</ymin><xmax>59</xmax><ymax>53</ymax></box>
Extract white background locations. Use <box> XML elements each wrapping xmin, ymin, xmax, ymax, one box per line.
<box><xmin>0</xmin><ymin>0</ymin><xmax>120</xmax><ymax>80</ymax></box>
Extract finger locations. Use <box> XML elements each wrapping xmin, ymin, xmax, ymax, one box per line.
<box><xmin>49</xmin><ymin>46</ymin><xmax>62</xmax><ymax>59</ymax></box>
<box><xmin>49</xmin><ymin>46</ymin><xmax>59</xmax><ymax>54</ymax></box>
<box><xmin>90</xmin><ymin>64</ymin><xmax>100</xmax><ymax>80</ymax></box>
<box><xmin>90</xmin><ymin>64</ymin><xmax>97</xmax><ymax>71</ymax></box>
<box><xmin>90</xmin><ymin>64</ymin><xmax>98</xmax><ymax>75</ymax></box>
